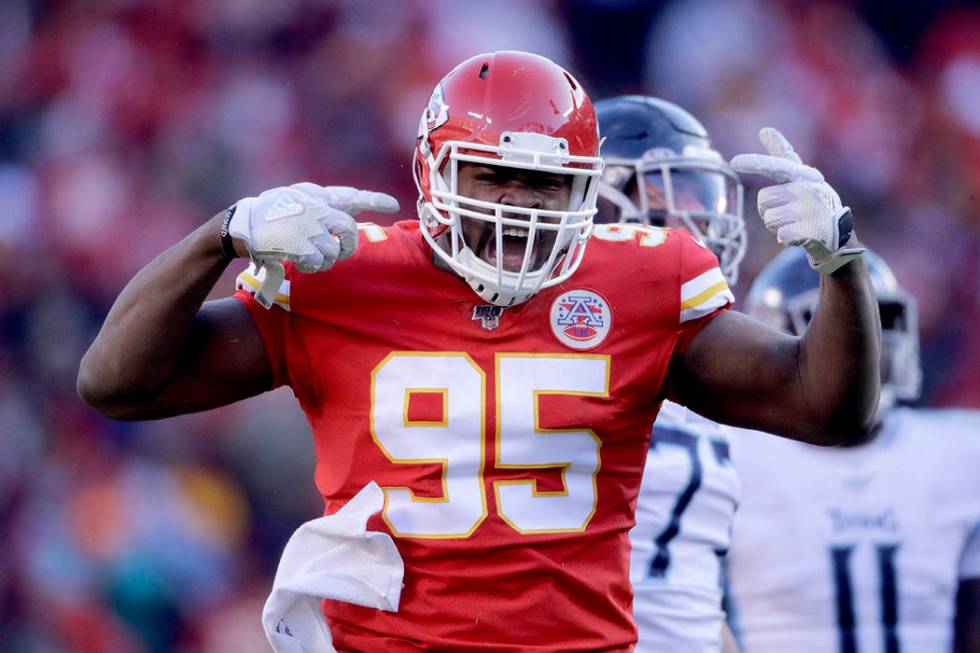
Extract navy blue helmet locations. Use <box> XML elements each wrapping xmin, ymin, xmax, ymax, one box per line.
<box><xmin>595</xmin><ymin>95</ymin><xmax>745</xmax><ymax>285</ymax></box>
<box><xmin>745</xmin><ymin>248</ymin><xmax>922</xmax><ymax>414</ymax></box>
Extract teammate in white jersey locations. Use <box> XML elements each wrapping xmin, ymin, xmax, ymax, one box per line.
<box><xmin>727</xmin><ymin>248</ymin><xmax>980</xmax><ymax>653</ymax></box>
<box><xmin>595</xmin><ymin>95</ymin><xmax>745</xmax><ymax>652</ymax></box>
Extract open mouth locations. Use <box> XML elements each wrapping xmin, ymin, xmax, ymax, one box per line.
<box><xmin>483</xmin><ymin>226</ymin><xmax>537</xmax><ymax>272</ymax></box>
<box><xmin>474</xmin><ymin>223</ymin><xmax>563</xmax><ymax>274</ymax></box>
<box><xmin>460</xmin><ymin>214</ymin><xmax>563</xmax><ymax>275</ymax></box>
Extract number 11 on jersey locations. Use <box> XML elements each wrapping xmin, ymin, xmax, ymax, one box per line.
<box><xmin>829</xmin><ymin>543</ymin><xmax>901</xmax><ymax>653</ymax></box>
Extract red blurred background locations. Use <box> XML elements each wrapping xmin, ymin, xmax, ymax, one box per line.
<box><xmin>1</xmin><ymin>1</ymin><xmax>977</xmax><ymax>650</ymax></box>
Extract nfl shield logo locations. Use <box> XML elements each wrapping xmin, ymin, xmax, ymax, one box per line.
<box><xmin>550</xmin><ymin>290</ymin><xmax>612</xmax><ymax>349</ymax></box>
<box><xmin>472</xmin><ymin>305</ymin><xmax>504</xmax><ymax>331</ymax></box>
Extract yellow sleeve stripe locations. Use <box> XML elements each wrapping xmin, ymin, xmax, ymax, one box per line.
<box><xmin>681</xmin><ymin>267</ymin><xmax>726</xmax><ymax>299</ymax></box>
<box><xmin>680</xmin><ymin>289</ymin><xmax>732</xmax><ymax>323</ymax></box>
<box><xmin>681</xmin><ymin>281</ymin><xmax>729</xmax><ymax>311</ymax></box>
<box><xmin>679</xmin><ymin>267</ymin><xmax>733</xmax><ymax>323</ymax></box>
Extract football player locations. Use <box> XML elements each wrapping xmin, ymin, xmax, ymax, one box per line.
<box><xmin>595</xmin><ymin>95</ymin><xmax>744</xmax><ymax>652</ymax></box>
<box><xmin>726</xmin><ymin>248</ymin><xmax>980</xmax><ymax>653</ymax></box>
<box><xmin>78</xmin><ymin>51</ymin><xmax>880</xmax><ymax>650</ymax></box>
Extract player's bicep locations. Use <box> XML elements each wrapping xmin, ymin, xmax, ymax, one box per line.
<box><xmin>131</xmin><ymin>298</ymin><xmax>274</xmax><ymax>419</ymax></box>
<box><xmin>668</xmin><ymin>310</ymin><xmax>807</xmax><ymax>439</ymax></box>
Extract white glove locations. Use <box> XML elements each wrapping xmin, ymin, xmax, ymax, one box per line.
<box><xmin>228</xmin><ymin>183</ymin><xmax>399</xmax><ymax>308</ymax></box>
<box><xmin>730</xmin><ymin>128</ymin><xmax>864</xmax><ymax>274</ymax></box>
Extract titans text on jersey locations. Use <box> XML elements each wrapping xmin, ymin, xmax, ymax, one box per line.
<box><xmin>726</xmin><ymin>408</ymin><xmax>980</xmax><ymax>653</ymax></box>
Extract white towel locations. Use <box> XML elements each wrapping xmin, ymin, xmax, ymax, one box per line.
<box><xmin>262</xmin><ymin>481</ymin><xmax>404</xmax><ymax>652</ymax></box>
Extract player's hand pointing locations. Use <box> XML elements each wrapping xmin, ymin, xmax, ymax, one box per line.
<box><xmin>730</xmin><ymin>128</ymin><xmax>864</xmax><ymax>274</ymax></box>
<box><xmin>227</xmin><ymin>183</ymin><xmax>399</xmax><ymax>308</ymax></box>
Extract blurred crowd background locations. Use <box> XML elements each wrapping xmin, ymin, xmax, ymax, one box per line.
<box><xmin>1</xmin><ymin>0</ymin><xmax>977</xmax><ymax>650</ymax></box>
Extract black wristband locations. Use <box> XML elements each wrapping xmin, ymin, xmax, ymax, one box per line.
<box><xmin>837</xmin><ymin>207</ymin><xmax>854</xmax><ymax>246</ymax></box>
<box><xmin>220</xmin><ymin>205</ymin><xmax>237</xmax><ymax>261</ymax></box>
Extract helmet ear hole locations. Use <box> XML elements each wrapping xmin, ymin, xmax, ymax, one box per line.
<box><xmin>879</xmin><ymin>303</ymin><xmax>903</xmax><ymax>330</ymax></box>
<box><xmin>479</xmin><ymin>63</ymin><xmax>489</xmax><ymax>80</ymax></box>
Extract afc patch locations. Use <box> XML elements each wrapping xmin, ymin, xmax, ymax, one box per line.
<box><xmin>472</xmin><ymin>304</ymin><xmax>504</xmax><ymax>331</ymax></box>
<box><xmin>550</xmin><ymin>290</ymin><xmax>612</xmax><ymax>350</ymax></box>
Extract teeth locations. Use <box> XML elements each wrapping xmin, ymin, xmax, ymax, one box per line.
<box><xmin>503</xmin><ymin>227</ymin><xmax>529</xmax><ymax>238</ymax></box>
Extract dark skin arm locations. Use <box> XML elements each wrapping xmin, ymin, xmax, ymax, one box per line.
<box><xmin>670</xmin><ymin>252</ymin><xmax>880</xmax><ymax>445</ymax></box>
<box><xmin>77</xmin><ymin>212</ymin><xmax>271</xmax><ymax>420</ymax></box>
<box><xmin>956</xmin><ymin>577</ymin><xmax>980</xmax><ymax>653</ymax></box>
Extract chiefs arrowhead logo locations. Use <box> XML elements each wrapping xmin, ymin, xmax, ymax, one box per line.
<box><xmin>418</xmin><ymin>82</ymin><xmax>449</xmax><ymax>139</ymax></box>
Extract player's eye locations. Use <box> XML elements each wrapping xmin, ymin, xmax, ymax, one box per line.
<box><xmin>535</xmin><ymin>177</ymin><xmax>565</xmax><ymax>192</ymax></box>
<box><xmin>475</xmin><ymin>170</ymin><xmax>502</xmax><ymax>182</ymax></box>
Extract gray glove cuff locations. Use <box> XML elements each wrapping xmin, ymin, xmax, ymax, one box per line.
<box><xmin>220</xmin><ymin>206</ymin><xmax>238</xmax><ymax>261</ymax></box>
<box><xmin>806</xmin><ymin>208</ymin><xmax>865</xmax><ymax>274</ymax></box>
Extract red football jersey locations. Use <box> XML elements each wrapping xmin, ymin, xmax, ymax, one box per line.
<box><xmin>234</xmin><ymin>220</ymin><xmax>732</xmax><ymax>651</ymax></box>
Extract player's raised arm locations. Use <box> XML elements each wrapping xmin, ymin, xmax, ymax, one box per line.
<box><xmin>77</xmin><ymin>184</ymin><xmax>398</xmax><ymax>420</ymax></box>
<box><xmin>668</xmin><ymin>128</ymin><xmax>881</xmax><ymax>445</ymax></box>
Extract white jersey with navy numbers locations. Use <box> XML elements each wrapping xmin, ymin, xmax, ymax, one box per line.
<box><xmin>727</xmin><ymin>407</ymin><xmax>980</xmax><ymax>653</ymax></box>
<box><xmin>630</xmin><ymin>400</ymin><xmax>741</xmax><ymax>653</ymax></box>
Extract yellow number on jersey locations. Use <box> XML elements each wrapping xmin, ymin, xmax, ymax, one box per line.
<box><xmin>592</xmin><ymin>224</ymin><xmax>667</xmax><ymax>247</ymax></box>
<box><xmin>371</xmin><ymin>353</ymin><xmax>610</xmax><ymax>538</ymax></box>
<box><xmin>357</xmin><ymin>222</ymin><xmax>388</xmax><ymax>242</ymax></box>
